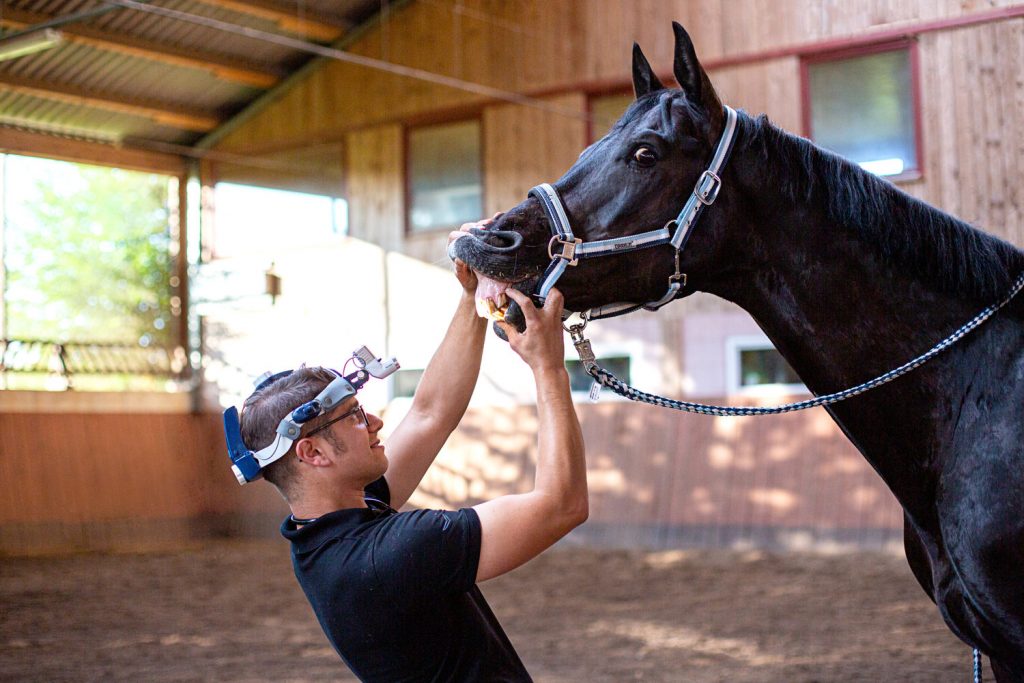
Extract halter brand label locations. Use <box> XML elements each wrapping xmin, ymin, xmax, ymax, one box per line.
<box><xmin>613</xmin><ymin>241</ymin><xmax>635</xmax><ymax>250</ymax></box>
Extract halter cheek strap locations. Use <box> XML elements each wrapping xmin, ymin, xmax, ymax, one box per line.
<box><xmin>529</xmin><ymin>105</ymin><xmax>739</xmax><ymax>320</ymax></box>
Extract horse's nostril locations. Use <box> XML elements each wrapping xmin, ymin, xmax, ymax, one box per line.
<box><xmin>469</xmin><ymin>227</ymin><xmax>523</xmax><ymax>253</ymax></box>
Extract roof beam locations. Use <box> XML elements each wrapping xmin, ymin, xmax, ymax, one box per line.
<box><xmin>0</xmin><ymin>126</ymin><xmax>186</xmax><ymax>176</ymax></box>
<box><xmin>0</xmin><ymin>74</ymin><xmax>219</xmax><ymax>132</ymax></box>
<box><xmin>192</xmin><ymin>0</ymin><xmax>348</xmax><ymax>41</ymax></box>
<box><xmin>0</xmin><ymin>10</ymin><xmax>279</xmax><ymax>89</ymax></box>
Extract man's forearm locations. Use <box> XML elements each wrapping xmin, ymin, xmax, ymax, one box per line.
<box><xmin>532</xmin><ymin>366</ymin><xmax>588</xmax><ymax>518</ymax></box>
<box><xmin>410</xmin><ymin>292</ymin><xmax>487</xmax><ymax>431</ymax></box>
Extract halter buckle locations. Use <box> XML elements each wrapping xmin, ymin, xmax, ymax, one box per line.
<box><xmin>548</xmin><ymin>234</ymin><xmax>582</xmax><ymax>266</ymax></box>
<box><xmin>695</xmin><ymin>170</ymin><xmax>722</xmax><ymax>206</ymax></box>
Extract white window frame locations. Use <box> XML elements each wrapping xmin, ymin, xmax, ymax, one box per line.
<box><xmin>725</xmin><ymin>334</ymin><xmax>806</xmax><ymax>395</ymax></box>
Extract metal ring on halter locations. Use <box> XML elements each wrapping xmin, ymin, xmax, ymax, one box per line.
<box><xmin>548</xmin><ymin>234</ymin><xmax>583</xmax><ymax>266</ymax></box>
<box><xmin>562</xmin><ymin>310</ymin><xmax>589</xmax><ymax>339</ymax></box>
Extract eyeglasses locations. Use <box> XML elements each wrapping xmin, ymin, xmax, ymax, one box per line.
<box><xmin>305</xmin><ymin>404</ymin><xmax>367</xmax><ymax>437</ymax></box>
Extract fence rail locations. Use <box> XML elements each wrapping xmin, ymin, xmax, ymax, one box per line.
<box><xmin>1</xmin><ymin>338</ymin><xmax>187</xmax><ymax>385</ymax></box>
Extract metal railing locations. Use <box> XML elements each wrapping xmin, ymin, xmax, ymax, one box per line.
<box><xmin>0</xmin><ymin>338</ymin><xmax>188</xmax><ymax>388</ymax></box>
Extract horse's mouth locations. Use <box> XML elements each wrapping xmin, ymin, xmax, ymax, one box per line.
<box><xmin>449</xmin><ymin>228</ymin><xmax>544</xmax><ymax>334</ymax></box>
<box><xmin>474</xmin><ymin>273</ymin><xmax>514</xmax><ymax>321</ymax></box>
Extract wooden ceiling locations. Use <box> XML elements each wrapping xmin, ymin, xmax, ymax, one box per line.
<box><xmin>0</xmin><ymin>0</ymin><xmax>383</xmax><ymax>171</ymax></box>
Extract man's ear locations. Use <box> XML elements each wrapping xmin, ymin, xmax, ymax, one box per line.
<box><xmin>295</xmin><ymin>438</ymin><xmax>331</xmax><ymax>467</ymax></box>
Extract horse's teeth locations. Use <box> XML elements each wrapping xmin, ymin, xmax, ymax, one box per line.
<box><xmin>475</xmin><ymin>297</ymin><xmax>507</xmax><ymax>321</ymax></box>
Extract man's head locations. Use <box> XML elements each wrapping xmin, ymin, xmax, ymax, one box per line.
<box><xmin>238</xmin><ymin>366</ymin><xmax>387</xmax><ymax>501</ymax></box>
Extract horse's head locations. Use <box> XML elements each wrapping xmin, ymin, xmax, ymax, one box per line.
<box><xmin>451</xmin><ymin>22</ymin><xmax>736</xmax><ymax>338</ymax></box>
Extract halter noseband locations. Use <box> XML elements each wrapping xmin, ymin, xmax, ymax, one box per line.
<box><xmin>529</xmin><ymin>105</ymin><xmax>739</xmax><ymax>320</ymax></box>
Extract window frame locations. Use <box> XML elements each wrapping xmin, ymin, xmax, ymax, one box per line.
<box><xmin>800</xmin><ymin>39</ymin><xmax>924</xmax><ymax>183</ymax></box>
<box><xmin>724</xmin><ymin>334</ymin><xmax>806</xmax><ymax>396</ymax></box>
<box><xmin>403</xmin><ymin>116</ymin><xmax>485</xmax><ymax>236</ymax></box>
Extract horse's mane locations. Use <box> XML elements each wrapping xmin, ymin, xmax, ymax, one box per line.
<box><xmin>733</xmin><ymin>112</ymin><xmax>1024</xmax><ymax>302</ymax></box>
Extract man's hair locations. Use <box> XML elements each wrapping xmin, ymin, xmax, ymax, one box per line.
<box><xmin>239</xmin><ymin>366</ymin><xmax>337</xmax><ymax>499</ymax></box>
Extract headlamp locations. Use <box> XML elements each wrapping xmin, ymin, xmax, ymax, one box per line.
<box><xmin>223</xmin><ymin>346</ymin><xmax>399</xmax><ymax>485</ymax></box>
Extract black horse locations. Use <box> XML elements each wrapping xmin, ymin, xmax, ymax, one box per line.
<box><xmin>451</xmin><ymin>22</ymin><xmax>1024</xmax><ymax>681</ymax></box>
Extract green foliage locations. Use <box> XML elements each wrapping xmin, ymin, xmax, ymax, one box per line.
<box><xmin>5</xmin><ymin>161</ymin><xmax>174</xmax><ymax>346</ymax></box>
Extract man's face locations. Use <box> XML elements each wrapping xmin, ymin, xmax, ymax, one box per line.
<box><xmin>309</xmin><ymin>397</ymin><xmax>387</xmax><ymax>480</ymax></box>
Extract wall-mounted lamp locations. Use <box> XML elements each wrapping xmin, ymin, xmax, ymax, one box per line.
<box><xmin>265</xmin><ymin>263</ymin><xmax>282</xmax><ymax>304</ymax></box>
<box><xmin>0</xmin><ymin>28</ymin><xmax>65</xmax><ymax>62</ymax></box>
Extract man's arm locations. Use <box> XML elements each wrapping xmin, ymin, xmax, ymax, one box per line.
<box><xmin>472</xmin><ymin>288</ymin><xmax>588</xmax><ymax>582</ymax></box>
<box><xmin>383</xmin><ymin>241</ymin><xmax>487</xmax><ymax>509</ymax></box>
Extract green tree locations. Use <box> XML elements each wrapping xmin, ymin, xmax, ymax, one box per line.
<box><xmin>5</xmin><ymin>159</ymin><xmax>174</xmax><ymax>347</ymax></box>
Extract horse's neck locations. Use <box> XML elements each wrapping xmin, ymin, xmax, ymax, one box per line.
<box><xmin>713</xmin><ymin>139</ymin><xmax>997</xmax><ymax>511</ymax></box>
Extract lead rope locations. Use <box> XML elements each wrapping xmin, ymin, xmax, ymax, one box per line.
<box><xmin>569</xmin><ymin>271</ymin><xmax>1024</xmax><ymax>418</ymax></box>
<box><xmin>975</xmin><ymin>648</ymin><xmax>983</xmax><ymax>682</ymax></box>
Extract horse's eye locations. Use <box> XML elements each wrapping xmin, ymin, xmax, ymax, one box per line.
<box><xmin>633</xmin><ymin>146</ymin><xmax>658</xmax><ymax>167</ymax></box>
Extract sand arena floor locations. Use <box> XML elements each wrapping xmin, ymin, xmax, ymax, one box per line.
<box><xmin>0</xmin><ymin>541</ymin><xmax>978</xmax><ymax>682</ymax></box>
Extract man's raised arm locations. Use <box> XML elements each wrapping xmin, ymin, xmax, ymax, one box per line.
<box><xmin>472</xmin><ymin>288</ymin><xmax>588</xmax><ymax>582</ymax></box>
<box><xmin>384</xmin><ymin>232</ymin><xmax>488</xmax><ymax>508</ymax></box>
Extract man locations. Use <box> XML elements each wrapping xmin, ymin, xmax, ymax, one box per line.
<box><xmin>224</xmin><ymin>223</ymin><xmax>587</xmax><ymax>682</ymax></box>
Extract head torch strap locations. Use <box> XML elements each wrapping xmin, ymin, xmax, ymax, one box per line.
<box><xmin>224</xmin><ymin>373</ymin><xmax>359</xmax><ymax>485</ymax></box>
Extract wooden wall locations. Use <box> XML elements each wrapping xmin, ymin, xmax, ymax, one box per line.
<box><xmin>0</xmin><ymin>404</ymin><xmax>288</xmax><ymax>555</ymax></box>
<box><xmin>419</xmin><ymin>400</ymin><xmax>903</xmax><ymax>550</ymax></box>
<box><xmin>0</xmin><ymin>395</ymin><xmax>893</xmax><ymax>555</ymax></box>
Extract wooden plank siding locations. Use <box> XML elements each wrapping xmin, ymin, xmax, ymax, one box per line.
<box><xmin>0</xmin><ymin>411</ymin><xmax>288</xmax><ymax>555</ymax></box>
<box><xmin>0</xmin><ymin>400</ymin><xmax>898</xmax><ymax>555</ymax></box>
<box><xmin>415</xmin><ymin>401</ymin><xmax>904</xmax><ymax>550</ymax></box>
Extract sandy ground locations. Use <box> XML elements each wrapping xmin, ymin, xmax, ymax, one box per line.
<box><xmin>0</xmin><ymin>541</ymin><xmax>982</xmax><ymax>682</ymax></box>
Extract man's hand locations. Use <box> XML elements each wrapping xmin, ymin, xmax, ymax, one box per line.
<box><xmin>448</xmin><ymin>213</ymin><xmax>503</xmax><ymax>294</ymax></box>
<box><xmin>498</xmin><ymin>289</ymin><xmax>565</xmax><ymax>374</ymax></box>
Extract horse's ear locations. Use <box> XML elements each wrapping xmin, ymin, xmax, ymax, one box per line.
<box><xmin>672</xmin><ymin>22</ymin><xmax>722</xmax><ymax>125</ymax></box>
<box><xmin>632</xmin><ymin>43</ymin><xmax>664</xmax><ymax>98</ymax></box>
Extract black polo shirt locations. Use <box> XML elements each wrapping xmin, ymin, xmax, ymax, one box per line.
<box><xmin>281</xmin><ymin>478</ymin><xmax>532</xmax><ymax>682</ymax></box>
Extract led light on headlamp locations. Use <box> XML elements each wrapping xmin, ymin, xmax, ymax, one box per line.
<box><xmin>222</xmin><ymin>346</ymin><xmax>399</xmax><ymax>485</ymax></box>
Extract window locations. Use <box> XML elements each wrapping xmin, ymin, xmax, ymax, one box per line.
<box><xmin>589</xmin><ymin>92</ymin><xmax>633</xmax><ymax>143</ymax></box>
<box><xmin>407</xmin><ymin>120</ymin><xmax>482</xmax><ymax>232</ymax></box>
<box><xmin>391</xmin><ymin>368</ymin><xmax>424</xmax><ymax>399</ymax></box>
<box><xmin>566</xmin><ymin>355</ymin><xmax>630</xmax><ymax>394</ymax></box>
<box><xmin>804</xmin><ymin>43</ymin><xmax>920</xmax><ymax>178</ymax></box>
<box><xmin>0</xmin><ymin>154</ymin><xmax>183</xmax><ymax>391</ymax></box>
<box><xmin>212</xmin><ymin>183</ymin><xmax>348</xmax><ymax>259</ymax></box>
<box><xmin>725</xmin><ymin>336</ymin><xmax>804</xmax><ymax>394</ymax></box>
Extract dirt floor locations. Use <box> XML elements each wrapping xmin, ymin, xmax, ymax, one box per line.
<box><xmin>0</xmin><ymin>540</ymin><xmax>982</xmax><ymax>682</ymax></box>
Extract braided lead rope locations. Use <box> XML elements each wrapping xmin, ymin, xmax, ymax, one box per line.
<box><xmin>974</xmin><ymin>648</ymin><xmax>982</xmax><ymax>683</ymax></box>
<box><xmin>582</xmin><ymin>271</ymin><xmax>1024</xmax><ymax>417</ymax></box>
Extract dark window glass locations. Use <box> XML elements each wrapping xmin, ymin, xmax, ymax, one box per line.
<box><xmin>589</xmin><ymin>93</ymin><xmax>633</xmax><ymax>142</ymax></box>
<box><xmin>566</xmin><ymin>355</ymin><xmax>630</xmax><ymax>393</ymax></box>
<box><xmin>408</xmin><ymin>120</ymin><xmax>482</xmax><ymax>232</ymax></box>
<box><xmin>808</xmin><ymin>48</ymin><xmax>917</xmax><ymax>176</ymax></box>
<box><xmin>738</xmin><ymin>349</ymin><xmax>800</xmax><ymax>387</ymax></box>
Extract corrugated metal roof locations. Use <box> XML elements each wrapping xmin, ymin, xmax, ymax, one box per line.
<box><xmin>0</xmin><ymin>0</ymin><xmax>382</xmax><ymax>157</ymax></box>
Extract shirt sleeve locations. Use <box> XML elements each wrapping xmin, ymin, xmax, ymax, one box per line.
<box><xmin>371</xmin><ymin>507</ymin><xmax>482</xmax><ymax>604</ymax></box>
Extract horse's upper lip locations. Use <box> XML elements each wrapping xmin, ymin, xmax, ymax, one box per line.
<box><xmin>449</xmin><ymin>230</ymin><xmax>544</xmax><ymax>282</ymax></box>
